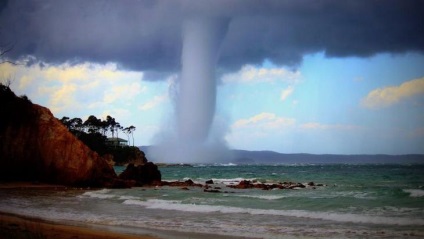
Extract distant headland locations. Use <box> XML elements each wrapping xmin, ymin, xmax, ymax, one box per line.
<box><xmin>141</xmin><ymin>146</ymin><xmax>424</xmax><ymax>165</ymax></box>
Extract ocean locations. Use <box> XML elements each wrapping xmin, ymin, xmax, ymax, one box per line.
<box><xmin>1</xmin><ymin>164</ymin><xmax>423</xmax><ymax>238</ymax></box>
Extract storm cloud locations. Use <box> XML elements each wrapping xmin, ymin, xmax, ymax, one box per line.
<box><xmin>1</xmin><ymin>0</ymin><xmax>423</xmax><ymax>74</ymax></box>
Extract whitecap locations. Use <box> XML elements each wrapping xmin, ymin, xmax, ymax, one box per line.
<box><xmin>403</xmin><ymin>189</ymin><xmax>424</xmax><ymax>197</ymax></box>
<box><xmin>79</xmin><ymin>189</ymin><xmax>116</xmax><ymax>199</ymax></box>
<box><xmin>122</xmin><ymin>199</ymin><xmax>424</xmax><ymax>226</ymax></box>
<box><xmin>236</xmin><ymin>194</ymin><xmax>286</xmax><ymax>200</ymax></box>
<box><xmin>211</xmin><ymin>177</ymin><xmax>257</xmax><ymax>185</ymax></box>
<box><xmin>219</xmin><ymin>163</ymin><xmax>237</xmax><ymax>166</ymax></box>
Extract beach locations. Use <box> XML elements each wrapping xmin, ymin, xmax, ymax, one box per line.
<box><xmin>0</xmin><ymin>212</ymin><xmax>159</xmax><ymax>239</ymax></box>
<box><xmin>0</xmin><ymin>182</ymin><xmax>158</xmax><ymax>239</ymax></box>
<box><xmin>0</xmin><ymin>182</ymin><xmax>242</xmax><ymax>239</ymax></box>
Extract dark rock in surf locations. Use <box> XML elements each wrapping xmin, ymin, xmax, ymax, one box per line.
<box><xmin>204</xmin><ymin>189</ymin><xmax>221</xmax><ymax>193</ymax></box>
<box><xmin>119</xmin><ymin>162</ymin><xmax>162</xmax><ymax>186</ymax></box>
<box><xmin>205</xmin><ymin>179</ymin><xmax>214</xmax><ymax>184</ymax></box>
<box><xmin>160</xmin><ymin>179</ymin><xmax>202</xmax><ymax>187</ymax></box>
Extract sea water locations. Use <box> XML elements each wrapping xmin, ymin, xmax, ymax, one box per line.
<box><xmin>1</xmin><ymin>164</ymin><xmax>423</xmax><ymax>238</ymax></box>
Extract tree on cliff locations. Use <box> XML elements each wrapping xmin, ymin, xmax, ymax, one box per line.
<box><xmin>106</xmin><ymin>115</ymin><xmax>117</xmax><ymax>138</ymax></box>
<box><xmin>124</xmin><ymin>125</ymin><xmax>136</xmax><ymax>147</ymax></box>
<box><xmin>60</xmin><ymin>117</ymin><xmax>83</xmax><ymax>136</ymax></box>
<box><xmin>84</xmin><ymin>115</ymin><xmax>103</xmax><ymax>134</ymax></box>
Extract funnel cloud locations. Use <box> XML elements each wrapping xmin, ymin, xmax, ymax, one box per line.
<box><xmin>150</xmin><ymin>17</ymin><xmax>230</xmax><ymax>163</ymax></box>
<box><xmin>178</xmin><ymin>17</ymin><xmax>229</xmax><ymax>142</ymax></box>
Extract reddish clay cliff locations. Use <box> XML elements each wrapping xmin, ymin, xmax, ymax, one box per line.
<box><xmin>0</xmin><ymin>85</ymin><xmax>117</xmax><ymax>186</ymax></box>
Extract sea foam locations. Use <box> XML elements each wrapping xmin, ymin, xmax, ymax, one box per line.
<box><xmin>403</xmin><ymin>189</ymin><xmax>424</xmax><ymax>197</ymax></box>
<box><xmin>79</xmin><ymin>189</ymin><xmax>116</xmax><ymax>199</ymax></box>
<box><xmin>122</xmin><ymin>199</ymin><xmax>424</xmax><ymax>226</ymax></box>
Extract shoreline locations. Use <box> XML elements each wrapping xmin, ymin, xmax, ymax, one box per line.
<box><xmin>0</xmin><ymin>182</ymin><xmax>245</xmax><ymax>239</ymax></box>
<box><xmin>0</xmin><ymin>182</ymin><xmax>160</xmax><ymax>239</ymax></box>
<box><xmin>0</xmin><ymin>212</ymin><xmax>159</xmax><ymax>239</ymax></box>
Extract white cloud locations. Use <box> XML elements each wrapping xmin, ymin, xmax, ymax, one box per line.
<box><xmin>232</xmin><ymin>112</ymin><xmax>296</xmax><ymax>130</ymax></box>
<box><xmin>221</xmin><ymin>65</ymin><xmax>301</xmax><ymax>84</ymax></box>
<box><xmin>139</xmin><ymin>94</ymin><xmax>168</xmax><ymax>111</ymax></box>
<box><xmin>300</xmin><ymin>122</ymin><xmax>361</xmax><ymax>131</ymax></box>
<box><xmin>103</xmin><ymin>82</ymin><xmax>146</xmax><ymax>104</ymax></box>
<box><xmin>0</xmin><ymin>61</ymin><xmax>146</xmax><ymax>116</ymax></box>
<box><xmin>362</xmin><ymin>77</ymin><xmax>424</xmax><ymax>108</ymax></box>
<box><xmin>280</xmin><ymin>86</ymin><xmax>294</xmax><ymax>101</ymax></box>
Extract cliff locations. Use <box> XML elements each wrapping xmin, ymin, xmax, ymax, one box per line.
<box><xmin>0</xmin><ymin>85</ymin><xmax>117</xmax><ymax>186</ymax></box>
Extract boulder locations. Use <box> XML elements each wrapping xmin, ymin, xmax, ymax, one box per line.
<box><xmin>228</xmin><ymin>180</ymin><xmax>254</xmax><ymax>189</ymax></box>
<box><xmin>205</xmin><ymin>179</ymin><xmax>214</xmax><ymax>184</ymax></box>
<box><xmin>119</xmin><ymin>162</ymin><xmax>162</xmax><ymax>186</ymax></box>
<box><xmin>160</xmin><ymin>179</ymin><xmax>203</xmax><ymax>187</ymax></box>
<box><xmin>0</xmin><ymin>86</ymin><xmax>117</xmax><ymax>187</ymax></box>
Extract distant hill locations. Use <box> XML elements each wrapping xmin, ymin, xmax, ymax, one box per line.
<box><xmin>140</xmin><ymin>146</ymin><xmax>424</xmax><ymax>164</ymax></box>
<box><xmin>230</xmin><ymin>150</ymin><xmax>424</xmax><ymax>164</ymax></box>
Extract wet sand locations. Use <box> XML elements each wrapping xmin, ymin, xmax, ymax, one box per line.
<box><xmin>0</xmin><ymin>182</ymin><xmax>157</xmax><ymax>239</ymax></box>
<box><xmin>0</xmin><ymin>182</ymin><xmax>241</xmax><ymax>239</ymax></box>
<box><xmin>0</xmin><ymin>212</ymin><xmax>159</xmax><ymax>239</ymax></box>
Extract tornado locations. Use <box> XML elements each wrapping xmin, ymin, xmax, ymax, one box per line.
<box><xmin>178</xmin><ymin>17</ymin><xmax>229</xmax><ymax>143</ymax></box>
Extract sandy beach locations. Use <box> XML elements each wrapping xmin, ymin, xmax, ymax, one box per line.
<box><xmin>0</xmin><ymin>182</ymin><xmax>243</xmax><ymax>239</ymax></box>
<box><xmin>0</xmin><ymin>182</ymin><xmax>158</xmax><ymax>239</ymax></box>
<box><xmin>0</xmin><ymin>212</ymin><xmax>159</xmax><ymax>239</ymax></box>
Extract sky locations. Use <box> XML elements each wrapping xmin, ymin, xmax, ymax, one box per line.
<box><xmin>1</xmin><ymin>0</ymin><xmax>424</xmax><ymax>155</ymax></box>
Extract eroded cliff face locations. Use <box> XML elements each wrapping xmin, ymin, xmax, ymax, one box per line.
<box><xmin>0</xmin><ymin>87</ymin><xmax>117</xmax><ymax>186</ymax></box>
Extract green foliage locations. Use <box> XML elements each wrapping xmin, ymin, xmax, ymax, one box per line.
<box><xmin>59</xmin><ymin>113</ymin><xmax>139</xmax><ymax>164</ymax></box>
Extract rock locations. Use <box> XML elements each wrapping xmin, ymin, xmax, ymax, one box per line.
<box><xmin>204</xmin><ymin>189</ymin><xmax>221</xmax><ymax>193</ymax></box>
<box><xmin>119</xmin><ymin>162</ymin><xmax>162</xmax><ymax>186</ymax></box>
<box><xmin>205</xmin><ymin>179</ymin><xmax>214</xmax><ymax>184</ymax></box>
<box><xmin>103</xmin><ymin>154</ymin><xmax>115</xmax><ymax>167</ymax></box>
<box><xmin>160</xmin><ymin>180</ymin><xmax>203</xmax><ymax>187</ymax></box>
<box><xmin>225</xmin><ymin>180</ymin><xmax>324</xmax><ymax>191</ymax></box>
<box><xmin>228</xmin><ymin>180</ymin><xmax>254</xmax><ymax>189</ymax></box>
<box><xmin>185</xmin><ymin>179</ymin><xmax>195</xmax><ymax>185</ymax></box>
<box><xmin>114</xmin><ymin>147</ymin><xmax>148</xmax><ymax>166</ymax></box>
<box><xmin>0</xmin><ymin>86</ymin><xmax>117</xmax><ymax>187</ymax></box>
<box><xmin>105</xmin><ymin>178</ymin><xmax>136</xmax><ymax>188</ymax></box>
<box><xmin>127</xmin><ymin>148</ymin><xmax>148</xmax><ymax>165</ymax></box>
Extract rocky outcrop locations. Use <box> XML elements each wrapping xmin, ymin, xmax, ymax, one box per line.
<box><xmin>119</xmin><ymin>162</ymin><xmax>161</xmax><ymax>186</ymax></box>
<box><xmin>123</xmin><ymin>148</ymin><xmax>147</xmax><ymax>166</ymax></box>
<box><xmin>109</xmin><ymin>147</ymin><xmax>148</xmax><ymax>166</ymax></box>
<box><xmin>0</xmin><ymin>86</ymin><xmax>117</xmax><ymax>187</ymax></box>
<box><xmin>160</xmin><ymin>179</ymin><xmax>203</xmax><ymax>188</ymax></box>
<box><xmin>227</xmin><ymin>180</ymin><xmax>324</xmax><ymax>190</ymax></box>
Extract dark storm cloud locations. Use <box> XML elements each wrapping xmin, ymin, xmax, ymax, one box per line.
<box><xmin>1</xmin><ymin>0</ymin><xmax>423</xmax><ymax>73</ymax></box>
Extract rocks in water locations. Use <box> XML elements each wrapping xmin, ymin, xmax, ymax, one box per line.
<box><xmin>119</xmin><ymin>162</ymin><xmax>162</xmax><ymax>186</ymax></box>
<box><xmin>228</xmin><ymin>180</ymin><xmax>254</xmax><ymax>189</ymax></box>
<box><xmin>160</xmin><ymin>179</ymin><xmax>203</xmax><ymax>188</ymax></box>
<box><xmin>228</xmin><ymin>180</ymin><xmax>323</xmax><ymax>190</ymax></box>
<box><xmin>205</xmin><ymin>179</ymin><xmax>214</xmax><ymax>184</ymax></box>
